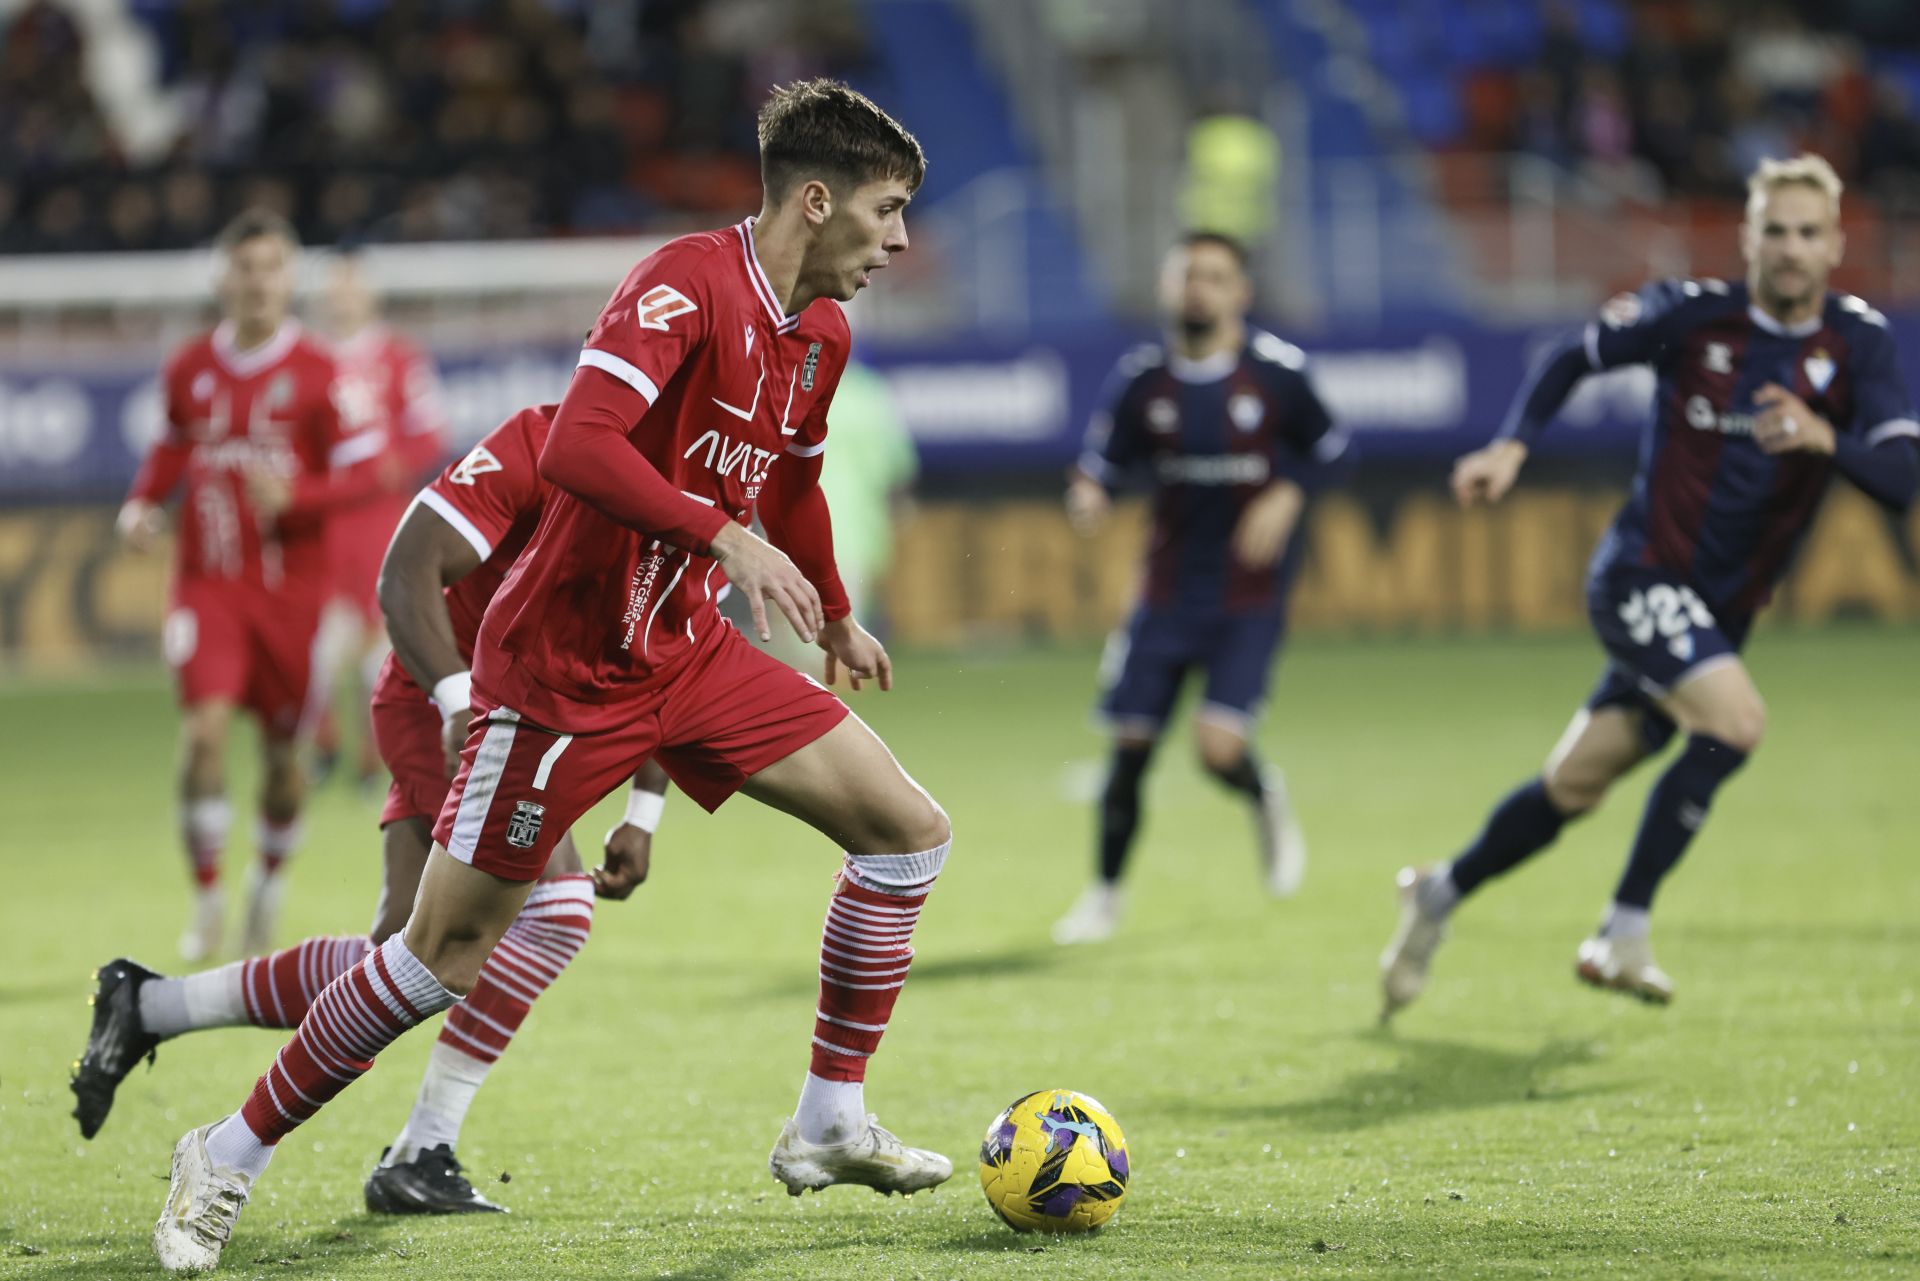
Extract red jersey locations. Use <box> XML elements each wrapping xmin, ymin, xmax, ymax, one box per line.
<box><xmin>477</xmin><ymin>218</ymin><xmax>850</xmax><ymax>733</ymax></box>
<box><xmin>406</xmin><ymin>405</ymin><xmax>554</xmax><ymax>675</ymax></box>
<box><xmin>328</xmin><ymin>325</ymin><xmax>450</xmax><ymax>604</ymax></box>
<box><xmin>128</xmin><ymin>321</ymin><xmax>358</xmax><ymax>593</ymax></box>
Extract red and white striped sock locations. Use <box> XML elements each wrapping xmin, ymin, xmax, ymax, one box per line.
<box><xmin>210</xmin><ymin>934</ymin><xmax>454</xmax><ymax>1177</ymax></box>
<box><xmin>385</xmin><ymin>876</ymin><xmax>595</xmax><ymax>1161</ymax></box>
<box><xmin>182</xmin><ymin>796</ymin><xmax>230</xmax><ymax>888</ymax></box>
<box><xmin>798</xmin><ymin>842</ymin><xmax>949</xmax><ymax>1144</ymax></box>
<box><xmin>136</xmin><ymin>935</ymin><xmax>371</xmax><ymax>1037</ymax></box>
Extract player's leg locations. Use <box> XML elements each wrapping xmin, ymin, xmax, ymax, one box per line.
<box><xmin>370</xmin><ymin>835</ymin><xmax>596</xmax><ymax>1214</ymax></box>
<box><xmin>238</xmin><ymin>594</ymin><xmax>330</xmax><ymax>956</ymax></box>
<box><xmin>1055</xmin><ymin>610</ymin><xmax>1188</xmax><ymax>943</ymax></box>
<box><xmin>1191</xmin><ymin>609</ymin><xmax>1303</xmax><ymax>897</ymax></box>
<box><xmin>1381</xmin><ymin>696</ymin><xmax>1654</xmax><ymax>1021</ymax></box>
<box><xmin>241</xmin><ymin>731</ymin><xmax>305</xmax><ymax>956</ymax></box>
<box><xmin>734</xmin><ymin>712</ymin><xmax>954</xmax><ymax>1195</ymax></box>
<box><xmin>1577</xmin><ymin>657</ymin><xmax>1762</xmax><ymax>1003</ymax></box>
<box><xmin>155</xmin><ymin>705</ymin><xmax>636</xmax><ymax>1269</ymax></box>
<box><xmin>176</xmin><ymin>698</ymin><xmax>236</xmax><ymax>961</ymax></box>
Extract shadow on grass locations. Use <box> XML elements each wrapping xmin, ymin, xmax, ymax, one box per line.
<box><xmin>10</xmin><ymin>1217</ymin><xmax>419</xmax><ymax>1281</ymax></box>
<box><xmin>742</xmin><ymin>943</ymin><xmax>1063</xmax><ymax>1004</ymax></box>
<box><xmin>1168</xmin><ymin>1033</ymin><xmax>1620</xmax><ymax>1133</ymax></box>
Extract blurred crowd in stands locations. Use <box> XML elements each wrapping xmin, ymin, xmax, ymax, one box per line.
<box><xmin>1454</xmin><ymin>1</ymin><xmax>1920</xmax><ymax>207</ymax></box>
<box><xmin>0</xmin><ymin>0</ymin><xmax>870</xmax><ymax>254</ymax></box>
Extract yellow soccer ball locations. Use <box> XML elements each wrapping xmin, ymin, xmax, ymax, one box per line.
<box><xmin>978</xmin><ymin>1089</ymin><xmax>1130</xmax><ymax>1232</ymax></box>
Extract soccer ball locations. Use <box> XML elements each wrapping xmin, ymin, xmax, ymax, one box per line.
<box><xmin>977</xmin><ymin>1089</ymin><xmax>1130</xmax><ymax>1232</ymax></box>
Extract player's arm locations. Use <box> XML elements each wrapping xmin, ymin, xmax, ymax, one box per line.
<box><xmin>595</xmin><ymin>760</ymin><xmax>671</xmax><ymax>901</ymax></box>
<box><xmin>250</xmin><ymin>380</ymin><xmax>401</xmax><ymax>526</ymax></box>
<box><xmin>1068</xmin><ymin>358</ymin><xmax>1148</xmax><ymax>534</ymax></box>
<box><xmin>119</xmin><ymin>357</ymin><xmax>194</xmax><ymax>550</ymax></box>
<box><xmin>1459</xmin><ymin>281</ymin><xmax>1693</xmax><ymax>506</ymax></box>
<box><xmin>1237</xmin><ymin>361</ymin><xmax>1352</xmax><ymax>569</ymax></box>
<box><xmin>1752</xmin><ymin>324</ymin><xmax>1920</xmax><ymax>511</ymax></box>
<box><xmin>760</xmin><ymin>443</ymin><xmax>888</xmax><ymax>689</ymax></box>
<box><xmin>376</xmin><ymin>496</ymin><xmax>486</xmax><ymax>773</ymax></box>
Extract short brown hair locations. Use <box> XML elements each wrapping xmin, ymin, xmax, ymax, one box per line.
<box><xmin>215</xmin><ymin>208</ymin><xmax>299</xmax><ymax>254</ymax></box>
<box><xmin>758</xmin><ymin>79</ymin><xmax>926</xmax><ymax>203</ymax></box>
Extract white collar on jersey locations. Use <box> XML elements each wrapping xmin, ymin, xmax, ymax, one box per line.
<box><xmin>1746</xmin><ymin>302</ymin><xmax>1822</xmax><ymax>338</ymax></box>
<box><xmin>1168</xmin><ymin>347</ymin><xmax>1238</xmax><ymax>384</ymax></box>
<box><xmin>212</xmin><ymin>319</ymin><xmax>302</xmax><ymax>377</ymax></box>
<box><xmin>736</xmin><ymin>217</ymin><xmax>805</xmax><ymax>334</ymax></box>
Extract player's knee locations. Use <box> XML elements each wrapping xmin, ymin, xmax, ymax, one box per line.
<box><xmin>1711</xmin><ymin>697</ymin><xmax>1766</xmax><ymax>755</ymax></box>
<box><xmin>1541</xmin><ymin>763</ymin><xmax>1609</xmax><ymax>817</ymax></box>
<box><xmin>1196</xmin><ymin>739</ymin><xmax>1245</xmax><ymax>777</ymax></box>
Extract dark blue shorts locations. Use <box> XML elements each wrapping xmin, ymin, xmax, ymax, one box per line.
<box><xmin>1585</xmin><ymin>564</ymin><xmax>1752</xmax><ymax>754</ymax></box>
<box><xmin>1097</xmin><ymin>606</ymin><xmax>1287</xmax><ymax>733</ymax></box>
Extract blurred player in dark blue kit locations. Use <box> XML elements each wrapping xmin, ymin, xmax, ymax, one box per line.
<box><xmin>1054</xmin><ymin>232</ymin><xmax>1352</xmax><ymax>944</ymax></box>
<box><xmin>1382</xmin><ymin>155</ymin><xmax>1920</xmax><ymax>1016</ymax></box>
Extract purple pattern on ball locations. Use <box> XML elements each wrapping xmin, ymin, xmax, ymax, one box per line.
<box><xmin>991</xmin><ymin>1119</ymin><xmax>1018</xmax><ymax>1160</ymax></box>
<box><xmin>1037</xmin><ymin>1183</ymin><xmax>1086</xmax><ymax>1218</ymax></box>
<box><xmin>1107</xmin><ymin>1146</ymin><xmax>1129</xmax><ymax>1179</ymax></box>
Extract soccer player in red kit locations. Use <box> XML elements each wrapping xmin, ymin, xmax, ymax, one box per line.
<box><xmin>155</xmin><ymin>82</ymin><xmax>950</xmax><ymax>1271</ymax></box>
<box><xmin>78</xmin><ymin>406</ymin><xmax>668</xmax><ymax>1214</ymax></box>
<box><xmin>118</xmin><ymin>210</ymin><xmax>394</xmax><ymax>964</ymax></box>
<box><xmin>312</xmin><ymin>251</ymin><xmax>450</xmax><ymax>790</ymax></box>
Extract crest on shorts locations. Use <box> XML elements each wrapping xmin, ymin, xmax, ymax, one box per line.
<box><xmin>1804</xmin><ymin>349</ymin><xmax>1835</xmax><ymax>394</ymax></box>
<box><xmin>505</xmin><ymin>800</ymin><xmax>546</xmax><ymax>849</ymax></box>
<box><xmin>801</xmin><ymin>342</ymin><xmax>822</xmax><ymax>391</ymax></box>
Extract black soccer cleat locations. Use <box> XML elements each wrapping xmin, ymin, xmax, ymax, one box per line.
<box><xmin>70</xmin><ymin>957</ymin><xmax>163</xmax><ymax>1139</ymax></box>
<box><xmin>364</xmin><ymin>1145</ymin><xmax>509</xmax><ymax>1216</ymax></box>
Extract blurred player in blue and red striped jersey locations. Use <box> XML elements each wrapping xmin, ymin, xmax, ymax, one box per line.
<box><xmin>1383</xmin><ymin>155</ymin><xmax>1920</xmax><ymax>1017</ymax></box>
<box><xmin>1053</xmin><ymin>232</ymin><xmax>1353</xmax><ymax>945</ymax></box>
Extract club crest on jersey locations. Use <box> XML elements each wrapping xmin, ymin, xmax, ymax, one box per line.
<box><xmin>636</xmin><ymin>284</ymin><xmax>698</xmax><ymax>331</ymax></box>
<box><xmin>267</xmin><ymin>373</ymin><xmax>294</xmax><ymax>408</ymax></box>
<box><xmin>1228</xmin><ymin>393</ymin><xmax>1264</xmax><ymax>432</ymax></box>
<box><xmin>1146</xmin><ymin>398</ymin><xmax>1179</xmax><ymax>434</ymax></box>
<box><xmin>1804</xmin><ymin>349</ymin><xmax>1836</xmax><ymax>394</ymax></box>
<box><xmin>802</xmin><ymin>342</ymin><xmax>822</xmax><ymax>391</ymax></box>
<box><xmin>1703</xmin><ymin>342</ymin><xmax>1732</xmax><ymax>375</ymax></box>
<box><xmin>449</xmin><ymin>444</ymin><xmax>502</xmax><ymax>485</ymax></box>
<box><xmin>191</xmin><ymin>370</ymin><xmax>217</xmax><ymax>402</ymax></box>
<box><xmin>505</xmin><ymin>800</ymin><xmax>545</xmax><ymax>849</ymax></box>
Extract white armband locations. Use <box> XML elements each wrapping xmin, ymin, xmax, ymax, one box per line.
<box><xmin>622</xmin><ymin>786</ymin><xmax>666</xmax><ymax>834</ymax></box>
<box><xmin>430</xmin><ymin>671</ymin><xmax>472</xmax><ymax>720</ymax></box>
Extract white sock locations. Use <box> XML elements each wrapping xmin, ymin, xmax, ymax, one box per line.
<box><xmin>203</xmin><ymin>1114</ymin><xmax>275</xmax><ymax>1181</ymax></box>
<box><xmin>795</xmin><ymin>1072</ymin><xmax>865</xmax><ymax>1146</ymax></box>
<box><xmin>1602</xmin><ymin>903</ymin><xmax>1651</xmax><ymax>939</ymax></box>
<box><xmin>1417</xmin><ymin>868</ymin><xmax>1461</xmax><ymax>919</ymax></box>
<box><xmin>385</xmin><ymin>1041</ymin><xmax>492</xmax><ymax>1165</ymax></box>
<box><xmin>138</xmin><ymin>965</ymin><xmax>248</xmax><ymax>1038</ymax></box>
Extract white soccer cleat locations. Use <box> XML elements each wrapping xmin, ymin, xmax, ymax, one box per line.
<box><xmin>1575</xmin><ymin>934</ymin><xmax>1674</xmax><ymax>1004</ymax></box>
<box><xmin>240</xmin><ymin>866</ymin><xmax>286</xmax><ymax>957</ymax></box>
<box><xmin>1379</xmin><ymin>866</ymin><xmax>1448</xmax><ymax>1023</ymax></box>
<box><xmin>768</xmin><ymin>1114</ymin><xmax>953</xmax><ymax>1197</ymax></box>
<box><xmin>1257</xmin><ymin>765</ymin><xmax>1307</xmax><ymax>898</ymax></box>
<box><xmin>154</xmin><ymin>1123</ymin><xmax>252</xmax><ymax>1273</ymax></box>
<box><xmin>178</xmin><ymin>887</ymin><xmax>224</xmax><ymax>964</ymax></box>
<box><xmin>1050</xmin><ymin>884</ymin><xmax>1123</xmax><ymax>946</ymax></box>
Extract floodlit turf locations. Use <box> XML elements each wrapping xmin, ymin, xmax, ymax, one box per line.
<box><xmin>3</xmin><ymin>625</ymin><xmax>1916</xmax><ymax>1279</ymax></box>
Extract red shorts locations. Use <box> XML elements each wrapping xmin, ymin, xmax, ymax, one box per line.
<box><xmin>370</xmin><ymin>655</ymin><xmax>449</xmax><ymax>827</ymax></box>
<box><xmin>432</xmin><ymin>621</ymin><xmax>849</xmax><ymax>881</ymax></box>
<box><xmin>165</xmin><ymin>579</ymin><xmax>325</xmax><ymax>740</ymax></box>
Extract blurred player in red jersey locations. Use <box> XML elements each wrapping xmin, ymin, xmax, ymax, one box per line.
<box><xmin>76</xmin><ymin>405</ymin><xmax>669</xmax><ymax>1214</ymax></box>
<box><xmin>311</xmin><ymin>251</ymin><xmax>450</xmax><ymax>791</ymax></box>
<box><xmin>117</xmin><ymin>211</ymin><xmax>400</xmax><ymax>965</ymax></box>
<box><xmin>155</xmin><ymin>82</ymin><xmax>952</xmax><ymax>1272</ymax></box>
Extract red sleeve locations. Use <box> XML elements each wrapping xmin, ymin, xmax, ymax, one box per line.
<box><xmin>758</xmin><ymin>449</ymin><xmax>850</xmax><ymax>623</ymax></box>
<box><xmin>281</xmin><ymin>364</ymin><xmax>391</xmax><ymax>525</ymax></box>
<box><xmin>394</xmin><ymin>341</ymin><xmax>449</xmax><ymax>476</ymax></box>
<box><xmin>539</xmin><ymin>365</ymin><xmax>732</xmax><ymax>554</ymax></box>
<box><xmin>126</xmin><ymin>354</ymin><xmax>194</xmax><ymax>504</ymax></box>
<box><xmin>416</xmin><ymin>407</ymin><xmax>550</xmax><ymax>559</ymax></box>
<box><xmin>577</xmin><ymin>242</ymin><xmax>713</xmax><ymax>405</ymax></box>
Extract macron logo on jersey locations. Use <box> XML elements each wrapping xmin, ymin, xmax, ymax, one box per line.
<box><xmin>449</xmin><ymin>445</ymin><xmax>503</xmax><ymax>485</ymax></box>
<box><xmin>637</xmin><ymin>284</ymin><xmax>698</xmax><ymax>331</ymax></box>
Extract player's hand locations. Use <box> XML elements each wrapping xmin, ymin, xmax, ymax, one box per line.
<box><xmin>593</xmin><ymin>824</ymin><xmax>652</xmax><ymax>900</ymax></box>
<box><xmin>1451</xmin><ymin>439</ymin><xmax>1529</xmax><ymax>507</ymax></box>
<box><xmin>440</xmin><ymin>707</ymin><xmax>471</xmax><ymax>778</ymax></box>
<box><xmin>1752</xmin><ymin>383</ymin><xmax>1836</xmax><ymax>456</ymax></box>
<box><xmin>1231</xmin><ymin>479</ymin><xmax>1305</xmax><ymax>569</ymax></box>
<box><xmin>819</xmin><ymin>615</ymin><xmax>893</xmax><ymax>692</ymax></box>
<box><xmin>244</xmin><ymin>465</ymin><xmax>293</xmax><ymax>517</ymax></box>
<box><xmin>115</xmin><ymin>500</ymin><xmax>166</xmax><ymax>553</ymax></box>
<box><xmin>710</xmin><ymin>522</ymin><xmax>823</xmax><ymax>643</ymax></box>
<box><xmin>1065</xmin><ymin>472</ymin><xmax>1110</xmax><ymax>535</ymax></box>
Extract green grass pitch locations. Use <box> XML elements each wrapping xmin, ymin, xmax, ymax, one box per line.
<box><xmin>2</xmin><ymin>626</ymin><xmax>1916</xmax><ymax>1279</ymax></box>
